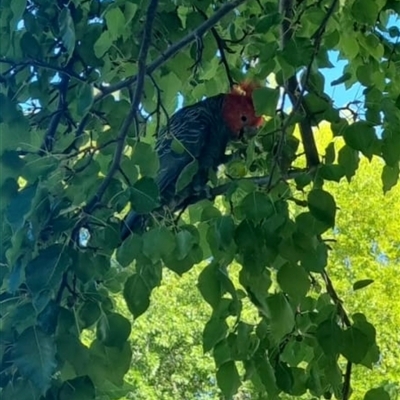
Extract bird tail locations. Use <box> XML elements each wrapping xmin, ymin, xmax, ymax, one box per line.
<box><xmin>121</xmin><ymin>211</ymin><xmax>147</xmax><ymax>241</ymax></box>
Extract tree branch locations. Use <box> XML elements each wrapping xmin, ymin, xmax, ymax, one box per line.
<box><xmin>196</xmin><ymin>7</ymin><xmax>236</xmax><ymax>87</ymax></box>
<box><xmin>84</xmin><ymin>0</ymin><xmax>159</xmax><ymax>214</ymax></box>
<box><xmin>95</xmin><ymin>0</ymin><xmax>247</xmax><ymax>101</ymax></box>
<box><xmin>321</xmin><ymin>269</ymin><xmax>353</xmax><ymax>400</ymax></box>
<box><xmin>278</xmin><ymin>0</ymin><xmax>338</xmax><ymax>168</ymax></box>
<box><xmin>0</xmin><ymin>57</ymin><xmax>92</xmax><ymax>85</ymax></box>
<box><xmin>40</xmin><ymin>74</ymin><xmax>70</xmax><ymax>153</ymax></box>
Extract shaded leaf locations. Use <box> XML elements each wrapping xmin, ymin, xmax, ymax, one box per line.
<box><xmin>308</xmin><ymin>189</ymin><xmax>336</xmax><ymax>227</ymax></box>
<box><xmin>353</xmin><ymin>279</ymin><xmax>374</xmax><ymax>291</ymax></box>
<box><xmin>58</xmin><ymin>376</ymin><xmax>96</xmax><ymax>400</ymax></box>
<box><xmin>26</xmin><ymin>245</ymin><xmax>71</xmax><ymax>295</ymax></box>
<box><xmin>203</xmin><ymin>318</ymin><xmax>228</xmax><ymax>352</ymax></box>
<box><xmin>197</xmin><ymin>262</ymin><xmax>222</xmax><ymax>309</ymax></box>
<box><xmin>12</xmin><ymin>327</ymin><xmax>57</xmax><ymax>393</ymax></box>
<box><xmin>130</xmin><ymin>177</ymin><xmax>159</xmax><ymax>213</ymax></box>
<box><xmin>96</xmin><ymin>313</ymin><xmax>131</xmax><ymax>347</ymax></box>
<box><xmin>364</xmin><ymin>387</ymin><xmax>390</xmax><ymax>400</ymax></box>
<box><xmin>382</xmin><ymin>164</ymin><xmax>399</xmax><ymax>193</ymax></box>
<box><xmin>142</xmin><ymin>226</ymin><xmax>175</xmax><ymax>262</ymax></box>
<box><xmin>252</xmin><ymin>87</ymin><xmax>280</xmax><ymax>117</ymax></box>
<box><xmin>266</xmin><ymin>293</ymin><xmax>295</xmax><ymax>342</ymax></box>
<box><xmin>277</xmin><ymin>263</ymin><xmax>310</xmax><ymax>301</ymax></box>
<box><xmin>340</xmin><ymin>326</ymin><xmax>370</xmax><ymax>363</ymax></box>
<box><xmin>123</xmin><ymin>274</ymin><xmax>151</xmax><ymax>318</ymax></box>
<box><xmin>316</xmin><ymin>319</ymin><xmax>342</xmax><ymax>356</ymax></box>
<box><xmin>176</xmin><ymin>159</ymin><xmax>199</xmax><ymax>192</ymax></box>
<box><xmin>216</xmin><ymin>361</ymin><xmax>241</xmax><ymax>399</ymax></box>
<box><xmin>240</xmin><ymin>191</ymin><xmax>274</xmax><ymax>222</ymax></box>
<box><xmin>59</xmin><ymin>8</ymin><xmax>76</xmax><ymax>59</ymax></box>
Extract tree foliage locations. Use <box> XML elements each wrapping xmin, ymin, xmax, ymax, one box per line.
<box><xmin>1</xmin><ymin>0</ymin><xmax>400</xmax><ymax>399</ymax></box>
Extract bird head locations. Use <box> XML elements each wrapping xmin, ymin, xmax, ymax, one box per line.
<box><xmin>222</xmin><ymin>81</ymin><xmax>263</xmax><ymax>139</ymax></box>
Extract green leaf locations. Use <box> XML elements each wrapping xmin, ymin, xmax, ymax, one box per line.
<box><xmin>59</xmin><ymin>8</ymin><xmax>76</xmax><ymax>60</ymax></box>
<box><xmin>124</xmin><ymin>2</ymin><xmax>138</xmax><ymax>25</ymax></box>
<box><xmin>123</xmin><ymin>273</ymin><xmax>151</xmax><ymax>318</ymax></box>
<box><xmin>175</xmin><ymin>160</ymin><xmax>199</xmax><ymax>192</ymax></box>
<box><xmin>240</xmin><ymin>191</ymin><xmax>274</xmax><ymax>222</ymax></box>
<box><xmin>275</xmin><ymin>362</ymin><xmax>294</xmax><ymax>393</ymax></box>
<box><xmin>10</xmin><ymin>0</ymin><xmax>27</xmax><ymax>29</ymax></box>
<box><xmin>290</xmin><ymin>367</ymin><xmax>307</xmax><ymax>396</ymax></box>
<box><xmin>340</xmin><ymin>326</ymin><xmax>370</xmax><ymax>363</ymax></box>
<box><xmin>89</xmin><ymin>340</ymin><xmax>132</xmax><ymax>386</ymax></box>
<box><xmin>130</xmin><ymin>142</ymin><xmax>160</xmax><ymax>177</ymax></box>
<box><xmin>216</xmin><ymin>361</ymin><xmax>241</xmax><ymax>399</ymax></box>
<box><xmin>364</xmin><ymin>387</ymin><xmax>391</xmax><ymax>400</ymax></box>
<box><xmin>164</xmin><ymin>243</ymin><xmax>203</xmax><ymax>275</ymax></box>
<box><xmin>197</xmin><ymin>262</ymin><xmax>222</xmax><ymax>309</ymax></box>
<box><xmin>76</xmin><ymin>83</ymin><xmax>94</xmax><ymax>117</ymax></box>
<box><xmin>26</xmin><ymin>245</ymin><xmax>71</xmax><ymax>295</ymax></box>
<box><xmin>277</xmin><ymin>263</ymin><xmax>310</xmax><ymax>301</ymax></box>
<box><xmin>266</xmin><ymin>293</ymin><xmax>295</xmax><ymax>342</ymax></box>
<box><xmin>254</xmin><ymin>13</ymin><xmax>281</xmax><ymax>33</ymax></box>
<box><xmin>105</xmin><ymin>7</ymin><xmax>125</xmax><ymax>40</ymax></box>
<box><xmin>78</xmin><ymin>301</ymin><xmax>101</xmax><ymax>329</ymax></box>
<box><xmin>338</xmin><ymin>145</ymin><xmax>360</xmax><ymax>181</ymax></box>
<box><xmin>116</xmin><ymin>233</ymin><xmax>143</xmax><ymax>267</ymax></box>
<box><xmin>319</xmin><ymin>164</ymin><xmax>345</xmax><ymax>182</ymax></box>
<box><xmin>215</xmin><ymin>216</ymin><xmax>235</xmax><ymax>249</ymax></box>
<box><xmin>382</xmin><ymin>130</ymin><xmax>400</xmax><ymax>166</ymax></box>
<box><xmin>296</xmin><ymin>212</ymin><xmax>330</xmax><ymax>236</ymax></box>
<box><xmin>331</xmin><ymin>72</ymin><xmax>352</xmax><ymax>86</ymax></box>
<box><xmin>130</xmin><ymin>177</ymin><xmax>159</xmax><ymax>213</ymax></box>
<box><xmin>94</xmin><ymin>31</ymin><xmax>113</xmax><ymax>59</ymax></box>
<box><xmin>316</xmin><ymin>319</ymin><xmax>342</xmax><ymax>356</ymax></box>
<box><xmin>343</xmin><ymin>121</ymin><xmax>377</xmax><ymax>158</ymax></box>
<box><xmin>12</xmin><ymin>327</ymin><xmax>57</xmax><ymax>393</ymax></box>
<box><xmin>254</xmin><ymin>356</ymin><xmax>279</xmax><ymax>396</ymax></box>
<box><xmin>175</xmin><ymin>229</ymin><xmax>196</xmax><ymax>260</ymax></box>
<box><xmin>351</xmin><ymin>0</ymin><xmax>380</xmax><ymax>25</ymax></box>
<box><xmin>58</xmin><ymin>376</ymin><xmax>95</xmax><ymax>400</ymax></box>
<box><xmin>353</xmin><ymin>279</ymin><xmax>374</xmax><ymax>291</ymax></box>
<box><xmin>203</xmin><ymin>318</ymin><xmax>228</xmax><ymax>352</ymax></box>
<box><xmin>308</xmin><ymin>189</ymin><xmax>336</xmax><ymax>227</ymax></box>
<box><xmin>252</xmin><ymin>87</ymin><xmax>280</xmax><ymax>117</ymax></box>
<box><xmin>5</xmin><ymin>182</ymin><xmax>38</xmax><ymax>232</ymax></box>
<box><xmin>96</xmin><ymin>313</ymin><xmax>131</xmax><ymax>347</ymax></box>
<box><xmin>381</xmin><ymin>164</ymin><xmax>399</xmax><ymax>193</ymax></box>
<box><xmin>142</xmin><ymin>227</ymin><xmax>175</xmax><ymax>262</ymax></box>
<box><xmin>20</xmin><ymin>32</ymin><xmax>41</xmax><ymax>58</ymax></box>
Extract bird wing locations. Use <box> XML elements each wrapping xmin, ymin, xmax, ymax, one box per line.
<box><xmin>155</xmin><ymin>104</ymin><xmax>210</xmax><ymax>198</ymax></box>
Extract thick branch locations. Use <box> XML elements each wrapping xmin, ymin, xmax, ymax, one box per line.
<box><xmin>95</xmin><ymin>0</ymin><xmax>247</xmax><ymax>101</ymax></box>
<box><xmin>84</xmin><ymin>0</ymin><xmax>159</xmax><ymax>214</ymax></box>
<box><xmin>278</xmin><ymin>0</ymin><xmax>333</xmax><ymax>167</ymax></box>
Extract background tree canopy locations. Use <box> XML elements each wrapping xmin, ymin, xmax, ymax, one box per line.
<box><xmin>0</xmin><ymin>0</ymin><xmax>399</xmax><ymax>399</ymax></box>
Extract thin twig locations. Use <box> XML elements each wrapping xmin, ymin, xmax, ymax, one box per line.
<box><xmin>0</xmin><ymin>57</ymin><xmax>92</xmax><ymax>85</ymax></box>
<box><xmin>278</xmin><ymin>0</ymin><xmax>338</xmax><ymax>168</ymax></box>
<box><xmin>40</xmin><ymin>74</ymin><xmax>70</xmax><ymax>153</ymax></box>
<box><xmin>84</xmin><ymin>0</ymin><xmax>159</xmax><ymax>214</ymax></box>
<box><xmin>321</xmin><ymin>270</ymin><xmax>353</xmax><ymax>400</ymax></box>
<box><xmin>73</xmin><ymin>0</ymin><xmax>247</xmax><ymax>150</ymax></box>
<box><xmin>95</xmin><ymin>0</ymin><xmax>247</xmax><ymax>101</ymax></box>
<box><xmin>196</xmin><ymin>7</ymin><xmax>236</xmax><ymax>87</ymax></box>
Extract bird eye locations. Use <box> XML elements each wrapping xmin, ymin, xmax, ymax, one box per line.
<box><xmin>241</xmin><ymin>115</ymin><xmax>247</xmax><ymax>122</ymax></box>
